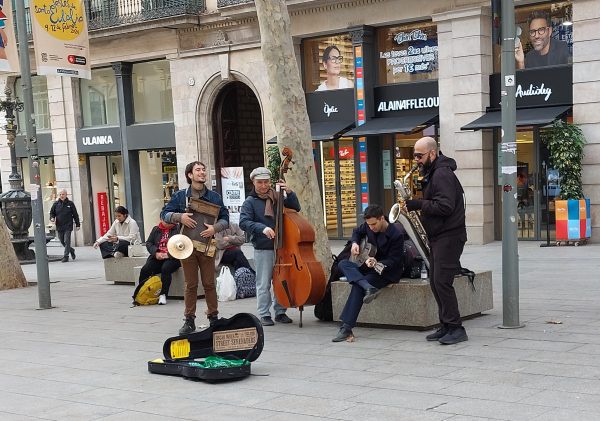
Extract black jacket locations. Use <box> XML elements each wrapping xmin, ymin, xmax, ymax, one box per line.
<box><xmin>50</xmin><ymin>198</ymin><xmax>80</xmax><ymax>231</ymax></box>
<box><xmin>420</xmin><ymin>154</ymin><xmax>466</xmax><ymax>240</ymax></box>
<box><xmin>145</xmin><ymin>224</ymin><xmax>180</xmax><ymax>258</ymax></box>
<box><xmin>350</xmin><ymin>220</ymin><xmax>405</xmax><ymax>288</ymax></box>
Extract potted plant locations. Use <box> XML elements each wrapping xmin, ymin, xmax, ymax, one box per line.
<box><xmin>541</xmin><ymin>120</ymin><xmax>590</xmax><ymax>245</ymax></box>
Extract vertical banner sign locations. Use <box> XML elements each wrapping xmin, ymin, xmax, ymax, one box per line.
<box><xmin>30</xmin><ymin>0</ymin><xmax>91</xmax><ymax>79</ymax></box>
<box><xmin>220</xmin><ymin>167</ymin><xmax>245</xmax><ymax>225</ymax></box>
<box><xmin>354</xmin><ymin>45</ymin><xmax>368</xmax><ymax>210</ymax></box>
<box><xmin>97</xmin><ymin>192</ymin><xmax>110</xmax><ymax>236</ymax></box>
<box><xmin>0</xmin><ymin>0</ymin><xmax>20</xmax><ymax>73</ymax></box>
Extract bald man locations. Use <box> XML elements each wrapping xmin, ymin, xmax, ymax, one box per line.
<box><xmin>405</xmin><ymin>137</ymin><xmax>468</xmax><ymax>345</ymax></box>
<box><xmin>50</xmin><ymin>189</ymin><xmax>81</xmax><ymax>263</ymax></box>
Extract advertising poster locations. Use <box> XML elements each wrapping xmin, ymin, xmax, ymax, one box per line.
<box><xmin>0</xmin><ymin>0</ymin><xmax>20</xmax><ymax>74</ymax></box>
<box><xmin>221</xmin><ymin>167</ymin><xmax>245</xmax><ymax>225</ymax></box>
<box><xmin>97</xmin><ymin>192</ymin><xmax>110</xmax><ymax>236</ymax></box>
<box><xmin>30</xmin><ymin>0</ymin><xmax>91</xmax><ymax>79</ymax></box>
<box><xmin>303</xmin><ymin>34</ymin><xmax>355</xmax><ymax>92</ymax></box>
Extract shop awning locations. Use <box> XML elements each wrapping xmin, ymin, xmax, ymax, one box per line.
<box><xmin>344</xmin><ymin>112</ymin><xmax>438</xmax><ymax>137</ymax></box>
<box><xmin>461</xmin><ymin>105</ymin><xmax>571</xmax><ymax>130</ymax></box>
<box><xmin>310</xmin><ymin>121</ymin><xmax>355</xmax><ymax>141</ymax></box>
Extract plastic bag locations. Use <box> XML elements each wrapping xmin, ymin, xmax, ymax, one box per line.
<box><xmin>217</xmin><ymin>266</ymin><xmax>237</xmax><ymax>301</ymax></box>
<box><xmin>128</xmin><ymin>241</ymin><xmax>146</xmax><ymax>257</ymax></box>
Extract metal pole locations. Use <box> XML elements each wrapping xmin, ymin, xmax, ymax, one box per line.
<box><xmin>500</xmin><ymin>0</ymin><xmax>521</xmax><ymax>328</ymax></box>
<box><xmin>15</xmin><ymin>1</ymin><xmax>52</xmax><ymax>309</ymax></box>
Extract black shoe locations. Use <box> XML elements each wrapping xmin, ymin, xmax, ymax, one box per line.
<box><xmin>261</xmin><ymin>316</ymin><xmax>274</xmax><ymax>326</ymax></box>
<box><xmin>208</xmin><ymin>315</ymin><xmax>219</xmax><ymax>327</ymax></box>
<box><xmin>332</xmin><ymin>327</ymin><xmax>353</xmax><ymax>342</ymax></box>
<box><xmin>274</xmin><ymin>313</ymin><xmax>293</xmax><ymax>324</ymax></box>
<box><xmin>363</xmin><ymin>287</ymin><xmax>382</xmax><ymax>304</ymax></box>
<box><xmin>179</xmin><ymin>317</ymin><xmax>196</xmax><ymax>335</ymax></box>
<box><xmin>61</xmin><ymin>257</ymin><xmax>69</xmax><ymax>263</ymax></box>
<box><xmin>70</xmin><ymin>249</ymin><xmax>76</xmax><ymax>260</ymax></box>
<box><xmin>425</xmin><ymin>326</ymin><xmax>449</xmax><ymax>341</ymax></box>
<box><xmin>438</xmin><ymin>326</ymin><xmax>468</xmax><ymax>345</ymax></box>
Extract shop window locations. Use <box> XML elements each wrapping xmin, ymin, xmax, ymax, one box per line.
<box><xmin>132</xmin><ymin>60</ymin><xmax>173</xmax><ymax>123</ymax></box>
<box><xmin>492</xmin><ymin>1</ymin><xmax>573</xmax><ymax>72</ymax></box>
<box><xmin>19</xmin><ymin>157</ymin><xmax>56</xmax><ymax>235</ymax></box>
<box><xmin>15</xmin><ymin>75</ymin><xmax>50</xmax><ymax>132</ymax></box>
<box><xmin>80</xmin><ymin>67</ymin><xmax>119</xmax><ymax>127</ymax></box>
<box><xmin>376</xmin><ymin>21</ymin><xmax>438</xmax><ymax>85</ymax></box>
<box><xmin>302</xmin><ymin>35</ymin><xmax>355</xmax><ymax>92</ymax></box>
<box><xmin>139</xmin><ymin>150</ymin><xmax>178</xmax><ymax>234</ymax></box>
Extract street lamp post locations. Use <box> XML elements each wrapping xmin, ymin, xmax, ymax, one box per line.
<box><xmin>0</xmin><ymin>87</ymin><xmax>34</xmax><ymax>261</ymax></box>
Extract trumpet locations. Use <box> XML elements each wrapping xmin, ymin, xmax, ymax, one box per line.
<box><xmin>389</xmin><ymin>164</ymin><xmax>431</xmax><ymax>269</ymax></box>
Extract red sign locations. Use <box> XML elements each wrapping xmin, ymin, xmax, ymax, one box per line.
<box><xmin>338</xmin><ymin>147</ymin><xmax>354</xmax><ymax>159</ymax></box>
<box><xmin>97</xmin><ymin>192</ymin><xmax>110</xmax><ymax>236</ymax></box>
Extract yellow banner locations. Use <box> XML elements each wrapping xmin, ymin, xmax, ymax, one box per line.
<box><xmin>0</xmin><ymin>0</ymin><xmax>21</xmax><ymax>74</ymax></box>
<box><xmin>30</xmin><ymin>0</ymin><xmax>91</xmax><ymax>79</ymax></box>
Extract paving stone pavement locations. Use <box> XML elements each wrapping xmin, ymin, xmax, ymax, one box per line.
<box><xmin>1</xmin><ymin>239</ymin><xmax>600</xmax><ymax>420</ymax></box>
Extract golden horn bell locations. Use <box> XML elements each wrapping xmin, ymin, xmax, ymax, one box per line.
<box><xmin>167</xmin><ymin>234</ymin><xmax>193</xmax><ymax>260</ymax></box>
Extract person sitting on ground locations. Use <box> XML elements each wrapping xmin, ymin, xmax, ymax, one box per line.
<box><xmin>332</xmin><ymin>204</ymin><xmax>404</xmax><ymax>343</ymax></box>
<box><xmin>93</xmin><ymin>206</ymin><xmax>140</xmax><ymax>259</ymax></box>
<box><xmin>214</xmin><ymin>222</ymin><xmax>253</xmax><ymax>273</ymax></box>
<box><xmin>132</xmin><ymin>218</ymin><xmax>181</xmax><ymax>305</ymax></box>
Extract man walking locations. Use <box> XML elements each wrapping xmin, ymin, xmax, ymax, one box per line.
<box><xmin>406</xmin><ymin>137</ymin><xmax>468</xmax><ymax>345</ymax></box>
<box><xmin>161</xmin><ymin>161</ymin><xmax>229</xmax><ymax>335</ymax></box>
<box><xmin>50</xmin><ymin>189</ymin><xmax>80</xmax><ymax>263</ymax></box>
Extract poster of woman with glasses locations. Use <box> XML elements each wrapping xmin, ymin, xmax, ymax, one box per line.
<box><xmin>302</xmin><ymin>36</ymin><xmax>355</xmax><ymax>92</ymax></box>
<box><xmin>316</xmin><ymin>45</ymin><xmax>354</xmax><ymax>91</ymax></box>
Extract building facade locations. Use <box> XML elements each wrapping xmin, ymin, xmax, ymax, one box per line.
<box><xmin>1</xmin><ymin>0</ymin><xmax>597</xmax><ymax>246</ymax></box>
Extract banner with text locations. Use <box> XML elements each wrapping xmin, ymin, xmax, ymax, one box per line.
<box><xmin>30</xmin><ymin>0</ymin><xmax>91</xmax><ymax>79</ymax></box>
<box><xmin>221</xmin><ymin>167</ymin><xmax>245</xmax><ymax>225</ymax></box>
<box><xmin>0</xmin><ymin>0</ymin><xmax>20</xmax><ymax>74</ymax></box>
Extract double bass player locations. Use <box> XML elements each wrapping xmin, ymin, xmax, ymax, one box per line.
<box><xmin>239</xmin><ymin>166</ymin><xmax>299</xmax><ymax>326</ymax></box>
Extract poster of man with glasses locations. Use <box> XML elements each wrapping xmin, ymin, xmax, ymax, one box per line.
<box><xmin>515</xmin><ymin>10</ymin><xmax>571</xmax><ymax>69</ymax></box>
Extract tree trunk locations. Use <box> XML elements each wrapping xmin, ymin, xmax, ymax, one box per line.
<box><xmin>0</xmin><ymin>217</ymin><xmax>27</xmax><ymax>290</ymax></box>
<box><xmin>254</xmin><ymin>0</ymin><xmax>332</xmax><ymax>275</ymax></box>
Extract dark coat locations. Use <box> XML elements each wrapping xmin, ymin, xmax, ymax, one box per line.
<box><xmin>145</xmin><ymin>224</ymin><xmax>180</xmax><ymax>258</ymax></box>
<box><xmin>350</xmin><ymin>221</ymin><xmax>404</xmax><ymax>288</ymax></box>
<box><xmin>49</xmin><ymin>198</ymin><xmax>80</xmax><ymax>232</ymax></box>
<box><xmin>420</xmin><ymin>154</ymin><xmax>466</xmax><ymax>240</ymax></box>
<box><xmin>239</xmin><ymin>189</ymin><xmax>301</xmax><ymax>250</ymax></box>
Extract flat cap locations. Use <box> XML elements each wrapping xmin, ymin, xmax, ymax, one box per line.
<box><xmin>250</xmin><ymin>167</ymin><xmax>271</xmax><ymax>180</ymax></box>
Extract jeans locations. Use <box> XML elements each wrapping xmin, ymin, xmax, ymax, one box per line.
<box><xmin>254</xmin><ymin>249</ymin><xmax>285</xmax><ymax>318</ymax></box>
<box><xmin>57</xmin><ymin>229</ymin><xmax>74</xmax><ymax>258</ymax></box>
<box><xmin>137</xmin><ymin>257</ymin><xmax>181</xmax><ymax>296</ymax></box>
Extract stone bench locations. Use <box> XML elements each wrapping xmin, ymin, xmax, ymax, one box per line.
<box><xmin>133</xmin><ymin>266</ymin><xmax>205</xmax><ymax>299</ymax></box>
<box><xmin>104</xmin><ymin>257</ymin><xmax>148</xmax><ymax>285</ymax></box>
<box><xmin>331</xmin><ymin>271</ymin><xmax>493</xmax><ymax>329</ymax></box>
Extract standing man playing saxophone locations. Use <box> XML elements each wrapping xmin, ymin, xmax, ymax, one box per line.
<box><xmin>405</xmin><ymin>137</ymin><xmax>468</xmax><ymax>345</ymax></box>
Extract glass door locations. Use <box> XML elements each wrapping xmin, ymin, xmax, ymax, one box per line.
<box><xmin>320</xmin><ymin>138</ymin><xmax>357</xmax><ymax>238</ymax></box>
<box><xmin>516</xmin><ymin>130</ymin><xmax>538</xmax><ymax>239</ymax></box>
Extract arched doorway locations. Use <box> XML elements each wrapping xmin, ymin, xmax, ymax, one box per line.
<box><xmin>212</xmin><ymin>81</ymin><xmax>264</xmax><ymax>195</ymax></box>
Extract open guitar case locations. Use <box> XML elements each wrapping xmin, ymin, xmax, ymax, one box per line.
<box><xmin>148</xmin><ymin>313</ymin><xmax>264</xmax><ymax>382</ymax></box>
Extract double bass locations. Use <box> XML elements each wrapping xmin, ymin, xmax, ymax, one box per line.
<box><xmin>272</xmin><ymin>148</ymin><xmax>326</xmax><ymax>327</ymax></box>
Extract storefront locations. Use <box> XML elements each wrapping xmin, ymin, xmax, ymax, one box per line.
<box><xmin>462</xmin><ymin>1</ymin><xmax>573</xmax><ymax>241</ymax></box>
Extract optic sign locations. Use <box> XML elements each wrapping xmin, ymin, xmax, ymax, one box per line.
<box><xmin>515</xmin><ymin>83</ymin><xmax>552</xmax><ymax>102</ymax></box>
<box><xmin>377</xmin><ymin>96</ymin><xmax>439</xmax><ymax>112</ymax></box>
<box><xmin>380</xmin><ymin>29</ymin><xmax>438</xmax><ymax>75</ymax></box>
<box><xmin>323</xmin><ymin>102</ymin><xmax>338</xmax><ymax>118</ymax></box>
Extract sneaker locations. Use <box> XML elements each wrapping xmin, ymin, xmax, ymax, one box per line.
<box><xmin>158</xmin><ymin>294</ymin><xmax>167</xmax><ymax>305</ymax></box>
<box><xmin>438</xmin><ymin>326</ymin><xmax>468</xmax><ymax>345</ymax></box>
<box><xmin>179</xmin><ymin>317</ymin><xmax>196</xmax><ymax>335</ymax></box>
<box><xmin>70</xmin><ymin>249</ymin><xmax>76</xmax><ymax>260</ymax></box>
<box><xmin>208</xmin><ymin>315</ymin><xmax>219</xmax><ymax>326</ymax></box>
<box><xmin>362</xmin><ymin>287</ymin><xmax>382</xmax><ymax>304</ymax></box>
<box><xmin>274</xmin><ymin>313</ymin><xmax>293</xmax><ymax>324</ymax></box>
<box><xmin>261</xmin><ymin>316</ymin><xmax>274</xmax><ymax>326</ymax></box>
<box><xmin>332</xmin><ymin>327</ymin><xmax>353</xmax><ymax>342</ymax></box>
<box><xmin>61</xmin><ymin>256</ymin><xmax>69</xmax><ymax>263</ymax></box>
<box><xmin>114</xmin><ymin>251</ymin><xmax>125</xmax><ymax>259</ymax></box>
<box><xmin>425</xmin><ymin>326</ymin><xmax>449</xmax><ymax>341</ymax></box>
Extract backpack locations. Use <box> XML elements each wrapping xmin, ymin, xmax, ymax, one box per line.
<box><xmin>402</xmin><ymin>239</ymin><xmax>423</xmax><ymax>279</ymax></box>
<box><xmin>314</xmin><ymin>241</ymin><xmax>352</xmax><ymax>321</ymax></box>
<box><xmin>234</xmin><ymin>267</ymin><xmax>256</xmax><ymax>299</ymax></box>
<box><xmin>133</xmin><ymin>275</ymin><xmax>162</xmax><ymax>305</ymax></box>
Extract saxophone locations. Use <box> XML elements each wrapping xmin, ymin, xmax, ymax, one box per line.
<box><xmin>389</xmin><ymin>164</ymin><xmax>431</xmax><ymax>269</ymax></box>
